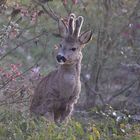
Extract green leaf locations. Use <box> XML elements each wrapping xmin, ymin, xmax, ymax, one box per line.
<box><xmin>75</xmin><ymin>122</ymin><xmax>84</xmax><ymax>136</ymax></box>
<box><xmin>88</xmin><ymin>134</ymin><xmax>94</xmax><ymax>140</ymax></box>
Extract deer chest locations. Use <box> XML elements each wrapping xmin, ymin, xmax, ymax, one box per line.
<box><xmin>58</xmin><ymin>73</ymin><xmax>81</xmax><ymax>98</ymax></box>
<box><xmin>63</xmin><ymin>73</ymin><xmax>76</xmax><ymax>84</ymax></box>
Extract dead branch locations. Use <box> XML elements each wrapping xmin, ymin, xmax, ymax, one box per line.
<box><xmin>34</xmin><ymin>0</ymin><xmax>60</xmax><ymax>21</ymax></box>
<box><xmin>0</xmin><ymin>31</ymin><xmax>47</xmax><ymax>61</ymax></box>
<box><xmin>81</xmin><ymin>73</ymin><xmax>105</xmax><ymax>106</ymax></box>
<box><xmin>107</xmin><ymin>78</ymin><xmax>138</xmax><ymax>104</ymax></box>
<box><xmin>0</xmin><ymin>56</ymin><xmax>42</xmax><ymax>90</ymax></box>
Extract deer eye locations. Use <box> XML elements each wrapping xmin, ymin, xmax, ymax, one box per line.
<box><xmin>59</xmin><ymin>44</ymin><xmax>63</xmax><ymax>48</ymax></box>
<box><xmin>70</xmin><ymin>48</ymin><xmax>77</xmax><ymax>51</ymax></box>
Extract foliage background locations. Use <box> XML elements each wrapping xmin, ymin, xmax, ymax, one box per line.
<box><xmin>0</xmin><ymin>0</ymin><xmax>140</xmax><ymax>139</ymax></box>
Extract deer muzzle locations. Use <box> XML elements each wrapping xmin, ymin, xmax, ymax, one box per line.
<box><xmin>56</xmin><ymin>55</ymin><xmax>67</xmax><ymax>64</ymax></box>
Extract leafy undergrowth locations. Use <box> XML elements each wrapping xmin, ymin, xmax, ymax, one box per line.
<box><xmin>0</xmin><ymin>108</ymin><xmax>140</xmax><ymax>140</ymax></box>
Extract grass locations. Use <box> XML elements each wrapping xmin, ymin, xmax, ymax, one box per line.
<box><xmin>0</xmin><ymin>107</ymin><xmax>140</xmax><ymax>140</ymax></box>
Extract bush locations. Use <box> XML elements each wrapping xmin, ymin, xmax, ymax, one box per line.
<box><xmin>0</xmin><ymin>108</ymin><xmax>140</xmax><ymax>140</ymax></box>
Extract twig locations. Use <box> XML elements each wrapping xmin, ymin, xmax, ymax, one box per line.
<box><xmin>0</xmin><ymin>95</ymin><xmax>31</xmax><ymax>106</ymax></box>
<box><xmin>0</xmin><ymin>86</ymin><xmax>24</xmax><ymax>104</ymax></box>
<box><xmin>0</xmin><ymin>31</ymin><xmax>47</xmax><ymax>61</ymax></box>
<box><xmin>0</xmin><ymin>56</ymin><xmax>42</xmax><ymax>90</ymax></box>
<box><xmin>81</xmin><ymin>73</ymin><xmax>105</xmax><ymax>105</ymax></box>
<box><xmin>34</xmin><ymin>0</ymin><xmax>59</xmax><ymax>21</ymax></box>
<box><xmin>107</xmin><ymin>79</ymin><xmax>138</xmax><ymax>104</ymax></box>
<box><xmin>61</xmin><ymin>0</ymin><xmax>72</xmax><ymax>15</ymax></box>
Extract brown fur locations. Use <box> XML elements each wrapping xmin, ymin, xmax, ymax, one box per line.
<box><xmin>30</xmin><ymin>13</ymin><xmax>92</xmax><ymax>123</ymax></box>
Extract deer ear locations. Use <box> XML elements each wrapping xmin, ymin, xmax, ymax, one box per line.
<box><xmin>79</xmin><ymin>30</ymin><xmax>92</xmax><ymax>45</ymax></box>
<box><xmin>58</xmin><ymin>19</ymin><xmax>68</xmax><ymax>37</ymax></box>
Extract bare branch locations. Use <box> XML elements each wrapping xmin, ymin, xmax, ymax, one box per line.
<box><xmin>0</xmin><ymin>56</ymin><xmax>42</xmax><ymax>90</ymax></box>
<box><xmin>107</xmin><ymin>79</ymin><xmax>138</xmax><ymax>104</ymax></box>
<box><xmin>0</xmin><ymin>31</ymin><xmax>47</xmax><ymax>61</ymax></box>
<box><xmin>34</xmin><ymin>0</ymin><xmax>60</xmax><ymax>21</ymax></box>
<box><xmin>81</xmin><ymin>73</ymin><xmax>105</xmax><ymax>106</ymax></box>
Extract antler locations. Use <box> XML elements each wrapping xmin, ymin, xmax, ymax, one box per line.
<box><xmin>74</xmin><ymin>16</ymin><xmax>84</xmax><ymax>37</ymax></box>
<box><xmin>67</xmin><ymin>14</ymin><xmax>84</xmax><ymax>38</ymax></box>
<box><xmin>68</xmin><ymin>13</ymin><xmax>75</xmax><ymax>35</ymax></box>
<box><xmin>58</xmin><ymin>13</ymin><xmax>87</xmax><ymax>40</ymax></box>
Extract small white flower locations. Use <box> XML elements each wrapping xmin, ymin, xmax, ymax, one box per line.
<box><xmin>85</xmin><ymin>74</ymin><xmax>90</xmax><ymax>80</ymax></box>
<box><xmin>121</xmin><ymin>51</ymin><xmax>124</xmax><ymax>55</ymax></box>
<box><xmin>129</xmin><ymin>23</ymin><xmax>133</xmax><ymax>28</ymax></box>
<box><xmin>27</xmin><ymin>55</ymin><xmax>32</xmax><ymax>60</ymax></box>
<box><xmin>112</xmin><ymin>111</ymin><xmax>117</xmax><ymax>116</ymax></box>
<box><xmin>122</xmin><ymin>8</ymin><xmax>127</xmax><ymax>13</ymax></box>
<box><xmin>120</xmin><ymin>128</ymin><xmax>125</xmax><ymax>133</ymax></box>
<box><xmin>32</xmin><ymin>67</ymin><xmax>40</xmax><ymax>73</ymax></box>
<box><xmin>116</xmin><ymin>116</ymin><xmax>121</xmax><ymax>122</ymax></box>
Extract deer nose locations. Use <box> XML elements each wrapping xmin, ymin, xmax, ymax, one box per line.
<box><xmin>56</xmin><ymin>55</ymin><xmax>66</xmax><ymax>63</ymax></box>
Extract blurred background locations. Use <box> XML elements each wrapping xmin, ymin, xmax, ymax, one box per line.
<box><xmin>0</xmin><ymin>0</ymin><xmax>140</xmax><ymax>139</ymax></box>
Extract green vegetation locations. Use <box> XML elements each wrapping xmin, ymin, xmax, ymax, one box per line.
<box><xmin>0</xmin><ymin>0</ymin><xmax>140</xmax><ymax>139</ymax></box>
<box><xmin>0</xmin><ymin>108</ymin><xmax>140</xmax><ymax>140</ymax></box>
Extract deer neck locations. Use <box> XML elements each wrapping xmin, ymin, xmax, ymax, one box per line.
<box><xmin>59</xmin><ymin>59</ymin><xmax>82</xmax><ymax>78</ymax></box>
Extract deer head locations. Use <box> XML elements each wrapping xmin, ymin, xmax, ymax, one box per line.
<box><xmin>56</xmin><ymin>14</ymin><xmax>92</xmax><ymax>65</ymax></box>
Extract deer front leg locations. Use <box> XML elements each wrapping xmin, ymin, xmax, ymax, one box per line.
<box><xmin>60</xmin><ymin>103</ymin><xmax>74</xmax><ymax>123</ymax></box>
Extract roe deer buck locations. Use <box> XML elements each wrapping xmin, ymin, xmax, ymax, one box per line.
<box><xmin>30</xmin><ymin>13</ymin><xmax>92</xmax><ymax>123</ymax></box>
